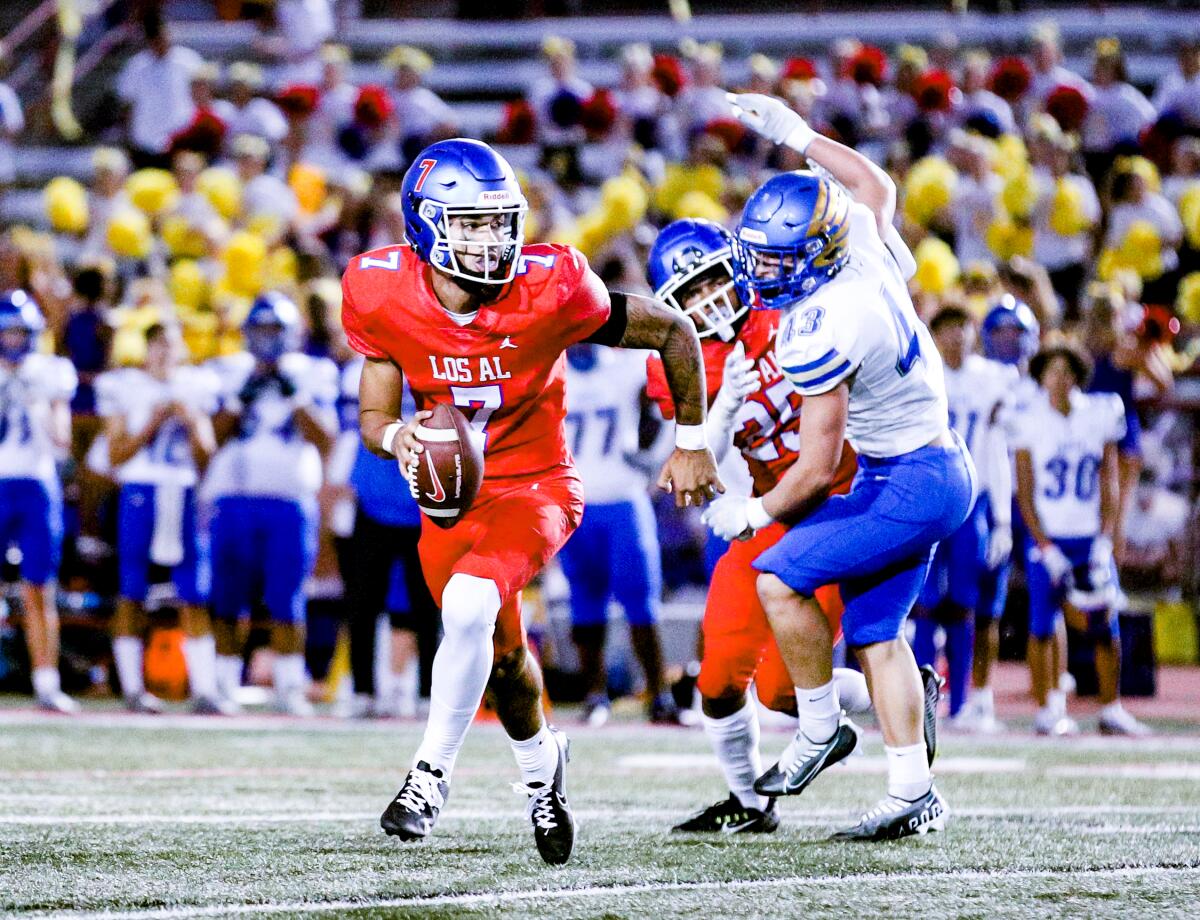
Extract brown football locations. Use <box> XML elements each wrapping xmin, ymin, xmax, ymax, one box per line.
<box><xmin>411</xmin><ymin>403</ymin><xmax>484</xmax><ymax>529</ymax></box>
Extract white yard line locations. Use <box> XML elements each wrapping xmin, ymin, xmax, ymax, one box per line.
<box><xmin>30</xmin><ymin>865</ymin><xmax>1200</xmax><ymax>919</ymax></box>
<box><xmin>1048</xmin><ymin>764</ymin><xmax>1200</xmax><ymax>781</ymax></box>
<box><xmin>618</xmin><ymin>754</ymin><xmax>1027</xmax><ymax>773</ymax></box>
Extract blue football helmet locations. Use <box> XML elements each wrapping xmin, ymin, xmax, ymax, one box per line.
<box><xmin>243</xmin><ymin>291</ymin><xmax>300</xmax><ymax>362</ymax></box>
<box><xmin>732</xmin><ymin>172</ymin><xmax>851</xmax><ymax>311</ymax></box>
<box><xmin>0</xmin><ymin>290</ymin><xmax>45</xmax><ymax>362</ymax></box>
<box><xmin>982</xmin><ymin>294</ymin><xmax>1040</xmax><ymax>365</ymax></box>
<box><xmin>647</xmin><ymin>219</ymin><xmax>746</xmax><ymax>342</ymax></box>
<box><xmin>402</xmin><ymin>138</ymin><xmax>528</xmax><ymax>285</ymax></box>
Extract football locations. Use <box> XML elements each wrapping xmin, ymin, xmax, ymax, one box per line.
<box><xmin>411</xmin><ymin>403</ymin><xmax>484</xmax><ymax>528</ymax></box>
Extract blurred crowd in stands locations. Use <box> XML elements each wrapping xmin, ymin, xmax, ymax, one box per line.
<box><xmin>1</xmin><ymin>1</ymin><xmax>1198</xmax><ymax>712</ymax></box>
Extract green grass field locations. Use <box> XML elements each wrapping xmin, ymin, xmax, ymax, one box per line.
<box><xmin>2</xmin><ymin>704</ymin><xmax>1199</xmax><ymax>919</ymax></box>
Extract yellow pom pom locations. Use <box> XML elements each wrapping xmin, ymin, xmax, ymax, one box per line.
<box><xmin>289</xmin><ymin>164</ymin><xmax>327</xmax><ymax>215</ymax></box>
<box><xmin>1115</xmin><ymin>155</ymin><xmax>1161</xmax><ymax>193</ymax></box>
<box><xmin>169</xmin><ymin>259</ymin><xmax>209</xmax><ymax>311</ymax></box>
<box><xmin>912</xmin><ymin>237</ymin><xmax>960</xmax><ymax>295</ymax></box>
<box><xmin>222</xmin><ymin>231</ymin><xmax>267</xmax><ymax>298</ymax></box>
<box><xmin>106</xmin><ymin>209</ymin><xmax>153</xmax><ymax>259</ymax></box>
<box><xmin>43</xmin><ymin>177</ymin><xmax>89</xmax><ymax>235</ymax></box>
<box><xmin>246</xmin><ymin>214</ymin><xmax>283</xmax><ymax>244</ymax></box>
<box><xmin>985</xmin><ymin>218</ymin><xmax>1033</xmax><ymax>260</ymax></box>
<box><xmin>1048</xmin><ymin>178</ymin><xmax>1092</xmax><ymax>236</ymax></box>
<box><xmin>654</xmin><ymin>164</ymin><xmax>724</xmax><ymax>217</ymax></box>
<box><xmin>197</xmin><ymin>167</ymin><xmax>242</xmax><ymax>221</ymax></box>
<box><xmin>161</xmin><ymin>215</ymin><xmax>208</xmax><ymax>259</ymax></box>
<box><xmin>1176</xmin><ymin>272</ymin><xmax>1200</xmax><ymax>324</ymax></box>
<box><xmin>1097</xmin><ymin>248</ymin><xmax>1119</xmax><ymax>281</ymax></box>
<box><xmin>125</xmin><ymin>169</ymin><xmax>179</xmax><ymax>216</ymax></box>
<box><xmin>1002</xmin><ymin>169</ymin><xmax>1038</xmax><ymax>221</ymax></box>
<box><xmin>598</xmin><ymin>175</ymin><xmax>649</xmax><ymax>232</ymax></box>
<box><xmin>1118</xmin><ymin>220</ymin><xmax>1164</xmax><ymax>280</ymax></box>
<box><xmin>266</xmin><ymin>246</ymin><xmax>299</xmax><ymax>288</ymax></box>
<box><xmin>672</xmin><ymin>190</ymin><xmax>728</xmax><ymax>222</ymax></box>
<box><xmin>992</xmin><ymin>134</ymin><xmax>1029</xmax><ymax>181</ymax></box>
<box><xmin>1178</xmin><ymin>182</ymin><xmax>1200</xmax><ymax>250</ymax></box>
<box><xmin>902</xmin><ymin>156</ymin><xmax>957</xmax><ymax>228</ymax></box>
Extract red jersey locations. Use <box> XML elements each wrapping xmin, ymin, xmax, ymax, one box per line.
<box><xmin>647</xmin><ymin>309</ymin><xmax>856</xmax><ymax>496</ymax></box>
<box><xmin>342</xmin><ymin>243</ymin><xmax>611</xmax><ymax>484</ymax></box>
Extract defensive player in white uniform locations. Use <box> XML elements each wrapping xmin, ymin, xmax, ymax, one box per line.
<box><xmin>703</xmin><ymin>94</ymin><xmax>976</xmax><ymax>841</ymax></box>
<box><xmin>1012</xmin><ymin>341</ymin><xmax>1149</xmax><ymax>737</ymax></box>
<box><xmin>204</xmin><ymin>293</ymin><xmax>339</xmax><ymax>715</ymax></box>
<box><xmin>0</xmin><ymin>291</ymin><xmax>77</xmax><ymax>713</ymax></box>
<box><xmin>914</xmin><ymin>307</ymin><xmax>1016</xmax><ymax>726</ymax></box>
<box><xmin>97</xmin><ymin>323</ymin><xmax>227</xmax><ymax>714</ymax></box>
<box><xmin>560</xmin><ymin>343</ymin><xmax>680</xmax><ymax>726</ymax></box>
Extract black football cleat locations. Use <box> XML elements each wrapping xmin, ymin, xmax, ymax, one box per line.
<box><xmin>381</xmin><ymin>761</ymin><xmax>448</xmax><ymax>841</ymax></box>
<box><xmin>672</xmin><ymin>793</ymin><xmax>780</xmax><ymax>834</ymax></box>
<box><xmin>920</xmin><ymin>665</ymin><xmax>944</xmax><ymax>766</ymax></box>
<box><xmin>755</xmin><ymin>718</ymin><xmax>859</xmax><ymax>798</ymax></box>
<box><xmin>830</xmin><ymin>786</ymin><xmax>949</xmax><ymax>842</ymax></box>
<box><xmin>514</xmin><ymin>728</ymin><xmax>575</xmax><ymax>865</ymax></box>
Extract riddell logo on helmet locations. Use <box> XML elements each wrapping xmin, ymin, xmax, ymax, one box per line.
<box><xmin>477</xmin><ymin>191</ymin><xmax>515</xmax><ymax>204</ymax></box>
<box><xmin>738</xmin><ymin>228</ymin><xmax>768</xmax><ymax>244</ymax></box>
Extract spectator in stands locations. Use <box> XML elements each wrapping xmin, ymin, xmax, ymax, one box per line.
<box><xmin>1163</xmin><ymin>137</ymin><xmax>1200</xmax><ymax>207</ymax></box>
<box><xmin>214</xmin><ymin>63</ymin><xmax>289</xmax><ymax>150</ymax></box>
<box><xmin>257</xmin><ymin>0</ymin><xmax>336</xmax><ymax>87</ymax></box>
<box><xmin>233</xmin><ymin>134</ymin><xmax>298</xmax><ymax>233</ymax></box>
<box><xmin>169</xmin><ymin>63</ymin><xmax>228</xmax><ymax>160</ymax></box>
<box><xmin>1082</xmin><ymin>40</ymin><xmax>1155</xmax><ymax>171</ymax></box>
<box><xmin>0</xmin><ymin>62</ymin><xmax>25</xmax><ymax>191</ymax></box>
<box><xmin>956</xmin><ymin>50</ymin><xmax>1016</xmax><ymax>135</ymax></box>
<box><xmin>116</xmin><ymin>13</ymin><xmax>203</xmax><ymax>169</ymax></box>
<box><xmin>1152</xmin><ymin>34</ymin><xmax>1200</xmax><ymax>127</ymax></box>
<box><xmin>613</xmin><ymin>43</ymin><xmax>674</xmax><ymax>154</ymax></box>
<box><xmin>384</xmin><ymin>45</ymin><xmax>457</xmax><ymax>167</ymax></box>
<box><xmin>1103</xmin><ymin>158</ymin><xmax>1184</xmax><ymax>302</ymax></box>
<box><xmin>63</xmin><ymin>264</ymin><xmax>114</xmax><ymax>417</ymax></box>
<box><xmin>302</xmin><ymin>44</ymin><xmax>358</xmax><ymax>171</ymax></box>
<box><xmin>81</xmin><ymin>148</ymin><xmax>132</xmax><ymax>262</ymax></box>
<box><xmin>880</xmin><ymin>44</ymin><xmax>925</xmax><ymax>143</ymax></box>
<box><xmin>1027</xmin><ymin>21</ymin><xmax>1093</xmax><ymax>110</ymax></box>
<box><xmin>947</xmin><ymin>129</ymin><xmax>1002</xmax><ymax>267</ymax></box>
<box><xmin>1029</xmin><ymin>118</ymin><xmax>1100</xmax><ymax>317</ymax></box>
<box><xmin>529</xmin><ymin>36</ymin><xmax>592</xmax><ymax>185</ymax></box>
<box><xmin>677</xmin><ymin>42</ymin><xmax>729</xmax><ymax>135</ymax></box>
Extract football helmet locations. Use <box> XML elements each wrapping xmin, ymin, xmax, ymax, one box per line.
<box><xmin>243</xmin><ymin>291</ymin><xmax>300</xmax><ymax>362</ymax></box>
<box><xmin>0</xmin><ymin>289</ymin><xmax>45</xmax><ymax>362</ymax></box>
<box><xmin>401</xmin><ymin>138</ymin><xmax>528</xmax><ymax>285</ymax></box>
<box><xmin>732</xmin><ymin>171</ymin><xmax>851</xmax><ymax>311</ymax></box>
<box><xmin>981</xmin><ymin>294</ymin><xmax>1039</xmax><ymax>365</ymax></box>
<box><xmin>647</xmin><ymin>218</ymin><xmax>746</xmax><ymax>342</ymax></box>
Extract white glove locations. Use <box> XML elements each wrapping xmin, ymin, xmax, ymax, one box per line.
<box><xmin>701</xmin><ymin>494</ymin><xmax>773</xmax><ymax>541</ymax></box>
<box><xmin>1036</xmin><ymin>543</ymin><xmax>1073</xmax><ymax>586</ymax></box>
<box><xmin>726</xmin><ymin>92</ymin><xmax>818</xmax><ymax>154</ymax></box>
<box><xmin>985</xmin><ymin>524</ymin><xmax>1013</xmax><ymax>570</ymax></box>
<box><xmin>711</xmin><ymin>342</ymin><xmax>759</xmax><ymax>417</ymax></box>
<box><xmin>1090</xmin><ymin>534</ymin><xmax>1114</xmax><ymax>579</ymax></box>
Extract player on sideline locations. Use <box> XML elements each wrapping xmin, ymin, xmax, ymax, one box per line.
<box><xmin>97</xmin><ymin>324</ymin><xmax>229</xmax><ymax>715</ymax></box>
<box><xmin>341</xmin><ymin>138</ymin><xmax>719</xmax><ymax>865</ymax></box>
<box><xmin>1012</xmin><ymin>341</ymin><xmax>1149</xmax><ymax>737</ymax></box>
<box><xmin>645</xmin><ymin>218</ymin><xmax>921</xmax><ymax>834</ymax></box>
<box><xmin>0</xmin><ymin>291</ymin><xmax>77</xmax><ymax>713</ymax></box>
<box><xmin>913</xmin><ymin>307</ymin><xmax>1015</xmax><ymax>725</ymax></box>
<box><xmin>704</xmin><ymin>94</ymin><xmax>975</xmax><ymax>841</ymax></box>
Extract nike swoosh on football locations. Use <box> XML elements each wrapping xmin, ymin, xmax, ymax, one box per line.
<box><xmin>424</xmin><ymin>451</ymin><xmax>447</xmax><ymax>502</ymax></box>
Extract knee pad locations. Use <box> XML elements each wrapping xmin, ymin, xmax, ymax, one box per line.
<box><xmin>440</xmin><ymin>573</ymin><xmax>501</xmax><ymax>641</ymax></box>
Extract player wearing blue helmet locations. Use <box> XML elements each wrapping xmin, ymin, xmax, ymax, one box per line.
<box><xmin>0</xmin><ymin>290</ymin><xmax>78</xmax><ymax>713</ymax></box>
<box><xmin>982</xmin><ymin>294</ymin><xmax>1040</xmax><ymax>367</ymax></box>
<box><xmin>647</xmin><ymin>219</ymin><xmax>748</xmax><ymax>343</ymax></box>
<box><xmin>344</xmin><ymin>137</ymin><xmax>719</xmax><ymax>864</ymax></box>
<box><xmin>203</xmin><ymin>292</ymin><xmax>339</xmax><ymax>715</ymax></box>
<box><xmin>702</xmin><ymin>93</ymin><xmax>975</xmax><ymax>841</ymax></box>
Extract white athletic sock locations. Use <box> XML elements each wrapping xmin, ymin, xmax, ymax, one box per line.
<box><xmin>183</xmin><ymin>636</ymin><xmax>218</xmax><ymax>701</ymax></box>
<box><xmin>112</xmin><ymin>636</ymin><xmax>145</xmax><ymax>698</ymax></box>
<box><xmin>886</xmin><ymin>742</ymin><xmax>932</xmax><ymax>801</ymax></box>
<box><xmin>510</xmin><ymin>725</ymin><xmax>559</xmax><ymax>787</ymax></box>
<box><xmin>273</xmin><ymin>653</ymin><xmax>307</xmax><ymax>698</ymax></box>
<box><xmin>703</xmin><ymin>700</ymin><xmax>766</xmax><ymax>811</ymax></box>
<box><xmin>1047</xmin><ymin>688</ymin><xmax>1067</xmax><ymax>717</ymax></box>
<box><xmin>833</xmin><ymin>667</ymin><xmax>871</xmax><ymax>715</ymax></box>
<box><xmin>32</xmin><ymin>666</ymin><xmax>61</xmax><ymax>699</ymax></box>
<box><xmin>216</xmin><ymin>655</ymin><xmax>243</xmax><ymax>701</ymax></box>
<box><xmin>413</xmin><ymin>574</ymin><xmax>500</xmax><ymax>778</ymax></box>
<box><xmin>795</xmin><ymin>679</ymin><xmax>841</xmax><ymax>743</ymax></box>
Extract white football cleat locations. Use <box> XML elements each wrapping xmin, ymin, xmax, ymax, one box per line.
<box><xmin>1098</xmin><ymin>704</ymin><xmax>1151</xmax><ymax>737</ymax></box>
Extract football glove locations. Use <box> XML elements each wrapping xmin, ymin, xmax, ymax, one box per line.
<box><xmin>985</xmin><ymin>524</ymin><xmax>1013</xmax><ymax>570</ymax></box>
<box><xmin>1036</xmin><ymin>543</ymin><xmax>1073</xmax><ymax>586</ymax></box>
<box><xmin>726</xmin><ymin>92</ymin><xmax>818</xmax><ymax>153</ymax></box>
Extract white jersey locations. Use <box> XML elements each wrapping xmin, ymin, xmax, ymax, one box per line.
<box><xmin>201</xmin><ymin>351</ymin><xmax>338</xmax><ymax>502</ymax></box>
<box><xmin>777</xmin><ymin>203</ymin><xmax>947</xmax><ymax>457</ymax></box>
<box><xmin>1009</xmin><ymin>390</ymin><xmax>1125</xmax><ymax>540</ymax></box>
<box><xmin>96</xmin><ymin>366</ymin><xmax>220</xmax><ymax>488</ymax></box>
<box><xmin>0</xmin><ymin>353</ymin><xmax>76</xmax><ymax>485</ymax></box>
<box><xmin>944</xmin><ymin>355</ymin><xmax>1017</xmax><ymax>488</ymax></box>
<box><xmin>565</xmin><ymin>348</ymin><xmax>649</xmax><ymax>504</ymax></box>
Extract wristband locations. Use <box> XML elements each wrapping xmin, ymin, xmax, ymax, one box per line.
<box><xmin>784</xmin><ymin>122</ymin><xmax>819</xmax><ymax>156</ymax></box>
<box><xmin>746</xmin><ymin>496</ymin><xmax>774</xmax><ymax>530</ymax></box>
<box><xmin>675</xmin><ymin>423</ymin><xmax>708</xmax><ymax>451</ymax></box>
<box><xmin>381</xmin><ymin>421</ymin><xmax>404</xmax><ymax>456</ymax></box>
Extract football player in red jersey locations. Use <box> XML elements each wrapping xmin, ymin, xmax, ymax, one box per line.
<box><xmin>645</xmin><ymin>218</ymin><xmax>863</xmax><ymax>834</ymax></box>
<box><xmin>341</xmin><ymin>139</ymin><xmax>720</xmax><ymax>864</ymax></box>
